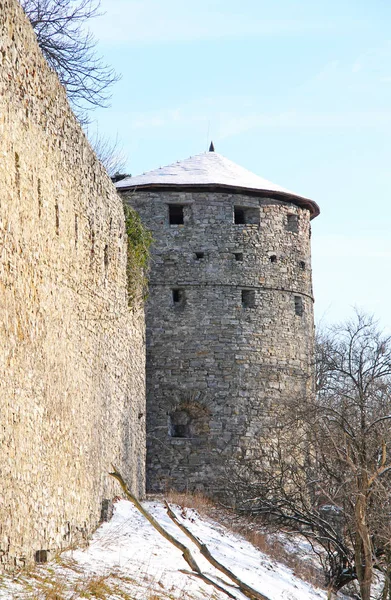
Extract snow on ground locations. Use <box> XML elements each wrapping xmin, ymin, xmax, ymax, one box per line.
<box><xmin>0</xmin><ymin>500</ymin><xmax>332</xmax><ymax>599</ymax></box>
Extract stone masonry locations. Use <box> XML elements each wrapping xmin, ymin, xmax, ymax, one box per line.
<box><xmin>119</xmin><ymin>153</ymin><xmax>319</xmax><ymax>495</ymax></box>
<box><xmin>0</xmin><ymin>0</ymin><xmax>145</xmax><ymax>569</ymax></box>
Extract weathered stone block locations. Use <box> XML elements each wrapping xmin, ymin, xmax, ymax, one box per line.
<box><xmin>120</xmin><ymin>184</ymin><xmax>316</xmax><ymax>497</ymax></box>
<box><xmin>0</xmin><ymin>0</ymin><xmax>146</xmax><ymax>570</ymax></box>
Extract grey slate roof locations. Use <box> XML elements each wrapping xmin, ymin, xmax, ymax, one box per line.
<box><xmin>116</xmin><ymin>151</ymin><xmax>319</xmax><ymax>218</ymax></box>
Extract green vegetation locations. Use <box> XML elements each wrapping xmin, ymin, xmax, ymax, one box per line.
<box><xmin>124</xmin><ymin>204</ymin><xmax>153</xmax><ymax>307</ymax></box>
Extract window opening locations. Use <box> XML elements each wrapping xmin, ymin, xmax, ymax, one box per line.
<box><xmin>169</xmin><ymin>410</ymin><xmax>191</xmax><ymax>438</ymax></box>
<box><xmin>168</xmin><ymin>204</ymin><xmax>184</xmax><ymax>225</ymax></box>
<box><xmin>35</xmin><ymin>550</ymin><xmax>48</xmax><ymax>564</ymax></box>
<box><xmin>234</xmin><ymin>206</ymin><xmax>260</xmax><ymax>225</ymax></box>
<box><xmin>194</xmin><ymin>252</ymin><xmax>204</xmax><ymax>260</ymax></box>
<box><xmin>294</xmin><ymin>296</ymin><xmax>303</xmax><ymax>316</ymax></box>
<box><xmin>15</xmin><ymin>152</ymin><xmax>20</xmax><ymax>196</ymax></box>
<box><xmin>104</xmin><ymin>244</ymin><xmax>109</xmax><ymax>271</ymax></box>
<box><xmin>89</xmin><ymin>216</ymin><xmax>95</xmax><ymax>261</ymax></box>
<box><xmin>234</xmin><ymin>252</ymin><xmax>244</xmax><ymax>262</ymax></box>
<box><xmin>242</xmin><ymin>289</ymin><xmax>256</xmax><ymax>308</ymax></box>
<box><xmin>100</xmin><ymin>499</ymin><xmax>114</xmax><ymax>523</ymax></box>
<box><xmin>74</xmin><ymin>215</ymin><xmax>78</xmax><ymax>248</ymax></box>
<box><xmin>172</xmin><ymin>288</ymin><xmax>185</xmax><ymax>305</ymax></box>
<box><xmin>270</xmin><ymin>255</ymin><xmax>277</xmax><ymax>263</ymax></box>
<box><xmin>300</xmin><ymin>261</ymin><xmax>306</xmax><ymax>270</ymax></box>
<box><xmin>38</xmin><ymin>178</ymin><xmax>42</xmax><ymax>218</ymax></box>
<box><xmin>91</xmin><ymin>229</ymin><xmax>95</xmax><ymax>258</ymax></box>
<box><xmin>55</xmin><ymin>201</ymin><xmax>59</xmax><ymax>235</ymax></box>
<box><xmin>234</xmin><ymin>207</ymin><xmax>245</xmax><ymax>224</ymax></box>
<box><xmin>287</xmin><ymin>214</ymin><xmax>298</xmax><ymax>232</ymax></box>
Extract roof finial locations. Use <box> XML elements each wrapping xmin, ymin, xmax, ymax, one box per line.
<box><xmin>209</xmin><ymin>141</ymin><xmax>215</xmax><ymax>152</ymax></box>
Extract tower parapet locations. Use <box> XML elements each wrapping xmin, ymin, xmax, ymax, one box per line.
<box><xmin>118</xmin><ymin>150</ymin><xmax>319</xmax><ymax>494</ymax></box>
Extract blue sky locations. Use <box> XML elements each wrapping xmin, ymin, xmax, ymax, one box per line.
<box><xmin>89</xmin><ymin>0</ymin><xmax>391</xmax><ymax>331</ymax></box>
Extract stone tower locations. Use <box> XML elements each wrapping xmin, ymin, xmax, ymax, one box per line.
<box><xmin>117</xmin><ymin>148</ymin><xmax>319</xmax><ymax>495</ymax></box>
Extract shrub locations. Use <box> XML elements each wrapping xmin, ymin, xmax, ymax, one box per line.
<box><xmin>124</xmin><ymin>204</ymin><xmax>153</xmax><ymax>307</ymax></box>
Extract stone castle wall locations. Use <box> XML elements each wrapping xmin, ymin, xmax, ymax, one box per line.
<box><xmin>122</xmin><ymin>189</ymin><xmax>314</xmax><ymax>494</ymax></box>
<box><xmin>0</xmin><ymin>0</ymin><xmax>145</xmax><ymax>569</ymax></box>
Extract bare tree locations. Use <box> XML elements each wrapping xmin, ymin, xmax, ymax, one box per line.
<box><xmin>230</xmin><ymin>397</ymin><xmax>356</xmax><ymax>598</ymax></box>
<box><xmin>315</xmin><ymin>313</ymin><xmax>391</xmax><ymax>599</ymax></box>
<box><xmin>89</xmin><ymin>130</ymin><xmax>128</xmax><ymax>177</ymax></box>
<box><xmin>21</xmin><ymin>0</ymin><xmax>119</xmax><ymax>121</ymax></box>
<box><xmin>232</xmin><ymin>312</ymin><xmax>391</xmax><ymax>600</ymax></box>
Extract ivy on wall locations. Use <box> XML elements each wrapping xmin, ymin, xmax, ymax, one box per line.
<box><xmin>124</xmin><ymin>204</ymin><xmax>153</xmax><ymax>307</ymax></box>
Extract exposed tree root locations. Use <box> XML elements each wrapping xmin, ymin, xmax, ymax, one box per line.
<box><xmin>110</xmin><ymin>466</ymin><xmax>243</xmax><ymax>599</ymax></box>
<box><xmin>165</xmin><ymin>500</ymin><xmax>270</xmax><ymax>600</ymax></box>
<box><xmin>179</xmin><ymin>569</ymin><xmax>238</xmax><ymax>599</ymax></box>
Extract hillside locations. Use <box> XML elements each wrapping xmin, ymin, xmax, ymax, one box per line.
<box><xmin>0</xmin><ymin>499</ymin><xmax>338</xmax><ymax>600</ymax></box>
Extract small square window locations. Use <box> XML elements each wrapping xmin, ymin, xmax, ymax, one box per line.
<box><xmin>234</xmin><ymin>252</ymin><xmax>244</xmax><ymax>262</ymax></box>
<box><xmin>287</xmin><ymin>214</ymin><xmax>298</xmax><ymax>232</ymax></box>
<box><xmin>234</xmin><ymin>207</ymin><xmax>245</xmax><ymax>224</ymax></box>
<box><xmin>35</xmin><ymin>550</ymin><xmax>48</xmax><ymax>564</ymax></box>
<box><xmin>172</xmin><ymin>288</ymin><xmax>185</xmax><ymax>306</ymax></box>
<box><xmin>234</xmin><ymin>206</ymin><xmax>260</xmax><ymax>225</ymax></box>
<box><xmin>168</xmin><ymin>204</ymin><xmax>184</xmax><ymax>225</ymax></box>
<box><xmin>294</xmin><ymin>296</ymin><xmax>303</xmax><ymax>316</ymax></box>
<box><xmin>169</xmin><ymin>410</ymin><xmax>191</xmax><ymax>438</ymax></box>
<box><xmin>194</xmin><ymin>252</ymin><xmax>205</xmax><ymax>260</ymax></box>
<box><xmin>299</xmin><ymin>261</ymin><xmax>306</xmax><ymax>270</ymax></box>
<box><xmin>242</xmin><ymin>289</ymin><xmax>256</xmax><ymax>308</ymax></box>
<box><xmin>270</xmin><ymin>255</ymin><xmax>277</xmax><ymax>263</ymax></box>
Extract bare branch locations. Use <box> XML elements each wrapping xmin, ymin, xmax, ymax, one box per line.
<box><xmin>110</xmin><ymin>466</ymin><xmax>271</xmax><ymax>600</ymax></box>
<box><xmin>89</xmin><ymin>130</ymin><xmax>128</xmax><ymax>176</ymax></box>
<box><xmin>228</xmin><ymin>312</ymin><xmax>391</xmax><ymax>600</ymax></box>
<box><xmin>165</xmin><ymin>501</ymin><xmax>270</xmax><ymax>600</ymax></box>
<box><xmin>21</xmin><ymin>0</ymin><xmax>120</xmax><ymax>122</ymax></box>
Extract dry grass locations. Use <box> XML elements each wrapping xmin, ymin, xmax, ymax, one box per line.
<box><xmin>74</xmin><ymin>575</ymin><xmax>113</xmax><ymax>598</ymax></box>
<box><xmin>8</xmin><ymin>566</ymin><xmax>125</xmax><ymax>600</ymax></box>
<box><xmin>8</xmin><ymin>556</ymin><xmax>201</xmax><ymax>600</ymax></box>
<box><xmin>233</xmin><ymin>526</ymin><xmax>323</xmax><ymax>587</ymax></box>
<box><xmin>2</xmin><ymin>491</ymin><xmax>325</xmax><ymax>599</ymax></box>
<box><xmin>17</xmin><ymin>572</ymin><xmax>69</xmax><ymax>600</ymax></box>
<box><xmin>162</xmin><ymin>490</ymin><xmax>325</xmax><ymax>590</ymax></box>
<box><xmin>164</xmin><ymin>490</ymin><xmax>215</xmax><ymax>514</ymax></box>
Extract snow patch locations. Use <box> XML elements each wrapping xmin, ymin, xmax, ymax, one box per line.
<box><xmin>0</xmin><ymin>500</ymin><xmax>333</xmax><ymax>599</ymax></box>
<box><xmin>116</xmin><ymin>151</ymin><xmax>310</xmax><ymax>202</ymax></box>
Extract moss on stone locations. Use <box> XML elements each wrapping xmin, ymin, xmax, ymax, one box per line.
<box><xmin>124</xmin><ymin>204</ymin><xmax>153</xmax><ymax>306</ymax></box>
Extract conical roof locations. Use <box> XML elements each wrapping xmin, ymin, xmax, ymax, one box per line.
<box><xmin>116</xmin><ymin>151</ymin><xmax>319</xmax><ymax>218</ymax></box>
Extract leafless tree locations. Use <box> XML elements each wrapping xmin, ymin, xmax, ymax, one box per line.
<box><xmin>315</xmin><ymin>313</ymin><xmax>391</xmax><ymax>599</ymax></box>
<box><xmin>232</xmin><ymin>312</ymin><xmax>391</xmax><ymax>600</ymax></box>
<box><xmin>89</xmin><ymin>130</ymin><xmax>128</xmax><ymax>177</ymax></box>
<box><xmin>21</xmin><ymin>0</ymin><xmax>119</xmax><ymax>122</ymax></box>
